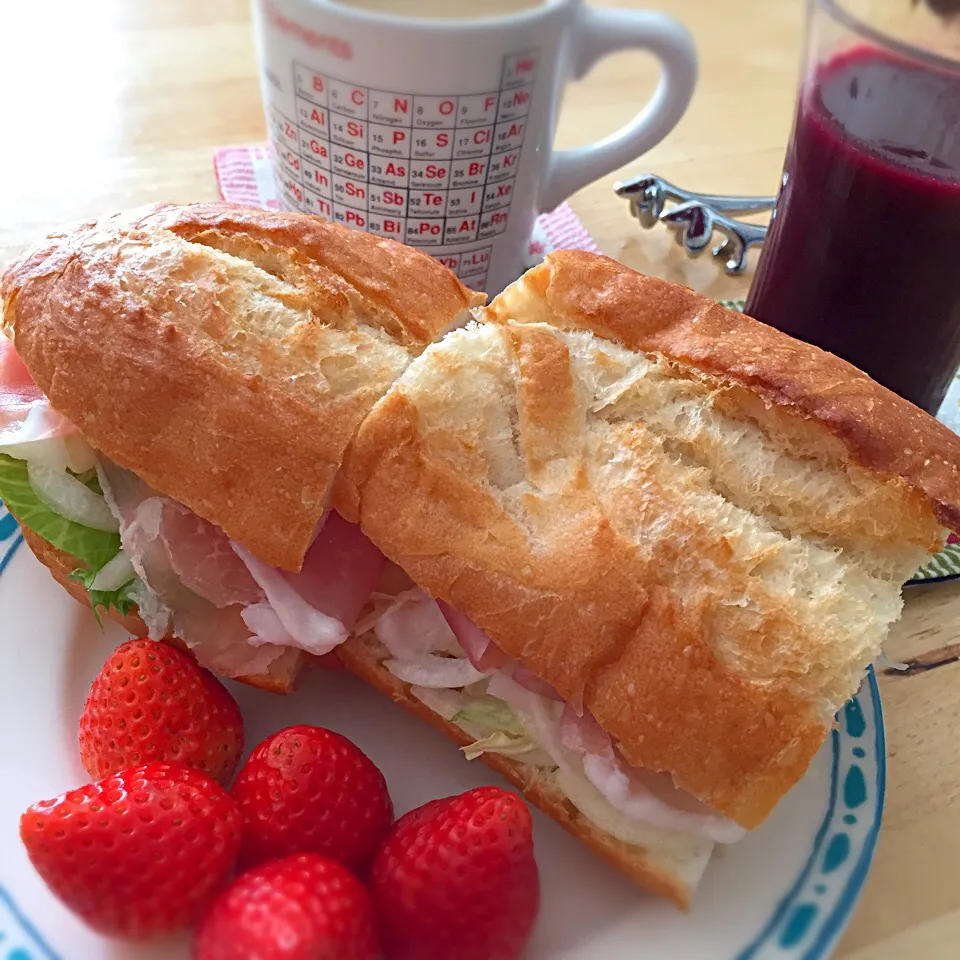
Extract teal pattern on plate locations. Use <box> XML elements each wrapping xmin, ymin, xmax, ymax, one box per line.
<box><xmin>0</xmin><ymin>517</ymin><xmax>58</xmax><ymax>960</ymax></box>
<box><xmin>0</xmin><ymin>883</ymin><xmax>59</xmax><ymax>960</ymax></box>
<box><xmin>735</xmin><ymin>670</ymin><xmax>884</xmax><ymax>960</ymax></box>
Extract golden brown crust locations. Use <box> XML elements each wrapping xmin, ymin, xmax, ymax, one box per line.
<box><xmin>339</xmin><ymin>387</ymin><xmax>824</xmax><ymax>827</ymax></box>
<box><xmin>1</xmin><ymin>203</ymin><xmax>483</xmax><ymax>571</ymax></box>
<box><xmin>15</xmin><ymin>520</ymin><xmax>300</xmax><ymax>695</ymax></box>
<box><xmin>336</xmin><ymin>635</ymin><xmax>699</xmax><ymax>909</ymax></box>
<box><xmin>487</xmin><ymin>252</ymin><xmax>960</xmax><ymax>533</ymax></box>
<box><xmin>337</xmin><ymin>317</ymin><xmax>936</xmax><ymax>828</ymax></box>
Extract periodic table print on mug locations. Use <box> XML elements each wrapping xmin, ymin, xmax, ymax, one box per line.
<box><xmin>276</xmin><ymin>54</ymin><xmax>536</xmax><ymax>291</ymax></box>
<box><xmin>253</xmin><ymin>0</ymin><xmax>699</xmax><ymax>292</ymax></box>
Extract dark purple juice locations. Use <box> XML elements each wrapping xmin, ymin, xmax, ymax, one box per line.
<box><xmin>745</xmin><ymin>49</ymin><xmax>960</xmax><ymax>413</ymax></box>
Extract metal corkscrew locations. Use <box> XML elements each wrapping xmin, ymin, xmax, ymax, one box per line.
<box><xmin>614</xmin><ymin>174</ymin><xmax>776</xmax><ymax>275</ymax></box>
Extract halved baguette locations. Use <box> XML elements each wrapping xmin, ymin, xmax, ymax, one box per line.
<box><xmin>336</xmin><ymin>254</ymin><xmax>960</xmax><ymax>832</ymax></box>
<box><xmin>0</xmin><ymin>203</ymin><xmax>483</xmax><ymax>691</ymax></box>
<box><xmin>1</xmin><ymin>202</ymin><xmax>484</xmax><ymax>572</ymax></box>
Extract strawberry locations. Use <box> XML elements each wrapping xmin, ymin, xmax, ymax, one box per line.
<box><xmin>79</xmin><ymin>638</ymin><xmax>244</xmax><ymax>787</ymax></box>
<box><xmin>20</xmin><ymin>762</ymin><xmax>241</xmax><ymax>938</ymax></box>
<box><xmin>194</xmin><ymin>854</ymin><xmax>380</xmax><ymax>960</ymax></box>
<box><xmin>231</xmin><ymin>725</ymin><xmax>393</xmax><ymax>873</ymax></box>
<box><xmin>370</xmin><ymin>786</ymin><xmax>540</xmax><ymax>960</ymax></box>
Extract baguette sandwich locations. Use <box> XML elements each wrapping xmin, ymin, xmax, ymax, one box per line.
<box><xmin>333</xmin><ymin>252</ymin><xmax>960</xmax><ymax>906</ymax></box>
<box><xmin>0</xmin><ymin>202</ymin><xmax>482</xmax><ymax>692</ymax></box>
<box><xmin>3</xmin><ymin>209</ymin><xmax>959</xmax><ymax>908</ymax></box>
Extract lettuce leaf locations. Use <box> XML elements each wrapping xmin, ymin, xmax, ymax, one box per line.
<box><xmin>454</xmin><ymin>698</ymin><xmax>526</xmax><ymax>736</ymax></box>
<box><xmin>68</xmin><ymin>567</ymin><xmax>138</xmax><ymax>626</ymax></box>
<box><xmin>0</xmin><ymin>453</ymin><xmax>120</xmax><ymax>568</ymax></box>
<box><xmin>461</xmin><ymin>731</ymin><xmax>539</xmax><ymax>761</ymax></box>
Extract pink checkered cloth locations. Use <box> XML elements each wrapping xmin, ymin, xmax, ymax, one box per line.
<box><xmin>213</xmin><ymin>144</ymin><xmax>601</xmax><ymax>266</ymax></box>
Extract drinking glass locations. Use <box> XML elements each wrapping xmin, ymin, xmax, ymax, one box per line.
<box><xmin>744</xmin><ymin>0</ymin><xmax>960</xmax><ymax>414</ymax></box>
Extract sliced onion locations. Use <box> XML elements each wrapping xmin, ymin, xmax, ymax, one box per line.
<box><xmin>384</xmin><ymin>654</ymin><xmax>487</xmax><ymax>689</ymax></box>
<box><xmin>28</xmin><ymin>462</ymin><xmax>119</xmax><ymax>531</ymax></box>
<box><xmin>555</xmin><ymin>764</ymin><xmax>712</xmax><ymax>855</ymax></box>
<box><xmin>437</xmin><ymin>601</ymin><xmax>511</xmax><ymax>671</ymax></box>
<box><xmin>90</xmin><ymin>552</ymin><xmax>136</xmax><ymax>591</ymax></box>
<box><xmin>377</xmin><ymin>593</ymin><xmax>462</xmax><ymax>659</ymax></box>
<box><xmin>512</xmin><ymin>664</ymin><xmax>563</xmax><ymax>701</ymax></box>
<box><xmin>0</xmin><ymin>402</ymin><xmax>76</xmax><ymax>445</ymax></box>
<box><xmin>2</xmin><ymin>435</ymin><xmax>69</xmax><ymax>471</ymax></box>
<box><xmin>231</xmin><ymin>541</ymin><xmax>348</xmax><ymax>656</ymax></box>
<box><xmin>64</xmin><ymin>435</ymin><xmax>98</xmax><ymax>474</ymax></box>
<box><xmin>580</xmin><ymin>752</ymin><xmax>746</xmax><ymax>844</ymax></box>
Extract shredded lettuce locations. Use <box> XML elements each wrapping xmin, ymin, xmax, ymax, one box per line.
<box><xmin>461</xmin><ymin>731</ymin><xmax>539</xmax><ymax>761</ymax></box>
<box><xmin>453</xmin><ymin>698</ymin><xmax>526</xmax><ymax>735</ymax></box>
<box><xmin>69</xmin><ymin>567</ymin><xmax>139</xmax><ymax>626</ymax></box>
<box><xmin>0</xmin><ymin>453</ymin><xmax>120</xmax><ymax>568</ymax></box>
<box><xmin>456</xmin><ymin>698</ymin><xmax>539</xmax><ymax>759</ymax></box>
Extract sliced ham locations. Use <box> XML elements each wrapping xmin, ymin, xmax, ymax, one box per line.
<box><xmin>284</xmin><ymin>511</ymin><xmax>387</xmax><ymax>630</ymax></box>
<box><xmin>98</xmin><ymin>458</ymin><xmax>386</xmax><ymax>668</ymax></box>
<box><xmin>98</xmin><ymin>460</ymin><xmax>287</xmax><ymax>678</ymax></box>
<box><xmin>512</xmin><ymin>664</ymin><xmax>563</xmax><ymax>701</ymax></box>
<box><xmin>159</xmin><ymin>502</ymin><xmax>264</xmax><ymax>609</ymax></box>
<box><xmin>559</xmin><ymin>703</ymin><xmax>611</xmax><ymax>755</ymax></box>
<box><xmin>437</xmin><ymin>602</ymin><xmax>511</xmax><ymax>671</ymax></box>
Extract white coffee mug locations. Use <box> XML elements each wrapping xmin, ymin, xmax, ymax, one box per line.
<box><xmin>252</xmin><ymin>0</ymin><xmax>697</xmax><ymax>292</ymax></box>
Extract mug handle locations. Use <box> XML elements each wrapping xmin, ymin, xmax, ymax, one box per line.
<box><xmin>538</xmin><ymin>7</ymin><xmax>698</xmax><ymax>213</ymax></box>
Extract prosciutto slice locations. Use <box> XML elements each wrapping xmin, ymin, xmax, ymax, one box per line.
<box><xmin>283</xmin><ymin>511</ymin><xmax>387</xmax><ymax>630</ymax></box>
<box><xmin>231</xmin><ymin>542</ymin><xmax>349</xmax><ymax>657</ymax></box>
<box><xmin>98</xmin><ymin>459</ymin><xmax>385</xmax><ymax>673</ymax></box>
<box><xmin>0</xmin><ymin>336</ymin><xmax>75</xmax><ymax>445</ymax></box>
<box><xmin>98</xmin><ymin>461</ymin><xmax>286</xmax><ymax>677</ymax></box>
<box><xmin>486</xmin><ymin>672</ymin><xmax>744</xmax><ymax>843</ymax></box>
<box><xmin>437</xmin><ymin>601</ymin><xmax>511</xmax><ymax>672</ymax></box>
<box><xmin>159</xmin><ymin>502</ymin><xmax>264</xmax><ymax>609</ymax></box>
<box><xmin>558</xmin><ymin>702</ymin><xmax>746</xmax><ymax>843</ymax></box>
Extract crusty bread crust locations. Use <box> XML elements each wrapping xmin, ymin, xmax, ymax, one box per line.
<box><xmin>488</xmin><ymin>252</ymin><xmax>960</xmax><ymax>533</ymax></box>
<box><xmin>337</xmin><ymin>313</ymin><xmax>949</xmax><ymax>829</ymax></box>
<box><xmin>336</xmin><ymin>633</ymin><xmax>708</xmax><ymax>909</ymax></box>
<box><xmin>0</xmin><ymin>203</ymin><xmax>483</xmax><ymax>572</ymax></box>
<box><xmin>15</xmin><ymin>521</ymin><xmax>301</xmax><ymax>695</ymax></box>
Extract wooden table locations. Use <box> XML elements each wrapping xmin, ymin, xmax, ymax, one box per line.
<box><xmin>2</xmin><ymin>1</ymin><xmax>958</xmax><ymax>957</ymax></box>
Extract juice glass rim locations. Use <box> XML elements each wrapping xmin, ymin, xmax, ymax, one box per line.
<box><xmin>820</xmin><ymin>0</ymin><xmax>960</xmax><ymax>72</ymax></box>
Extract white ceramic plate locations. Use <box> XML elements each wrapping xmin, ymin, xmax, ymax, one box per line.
<box><xmin>0</xmin><ymin>505</ymin><xmax>884</xmax><ymax>960</ymax></box>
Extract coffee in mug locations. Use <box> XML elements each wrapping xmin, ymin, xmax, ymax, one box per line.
<box><xmin>331</xmin><ymin>0</ymin><xmax>546</xmax><ymax>18</ymax></box>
